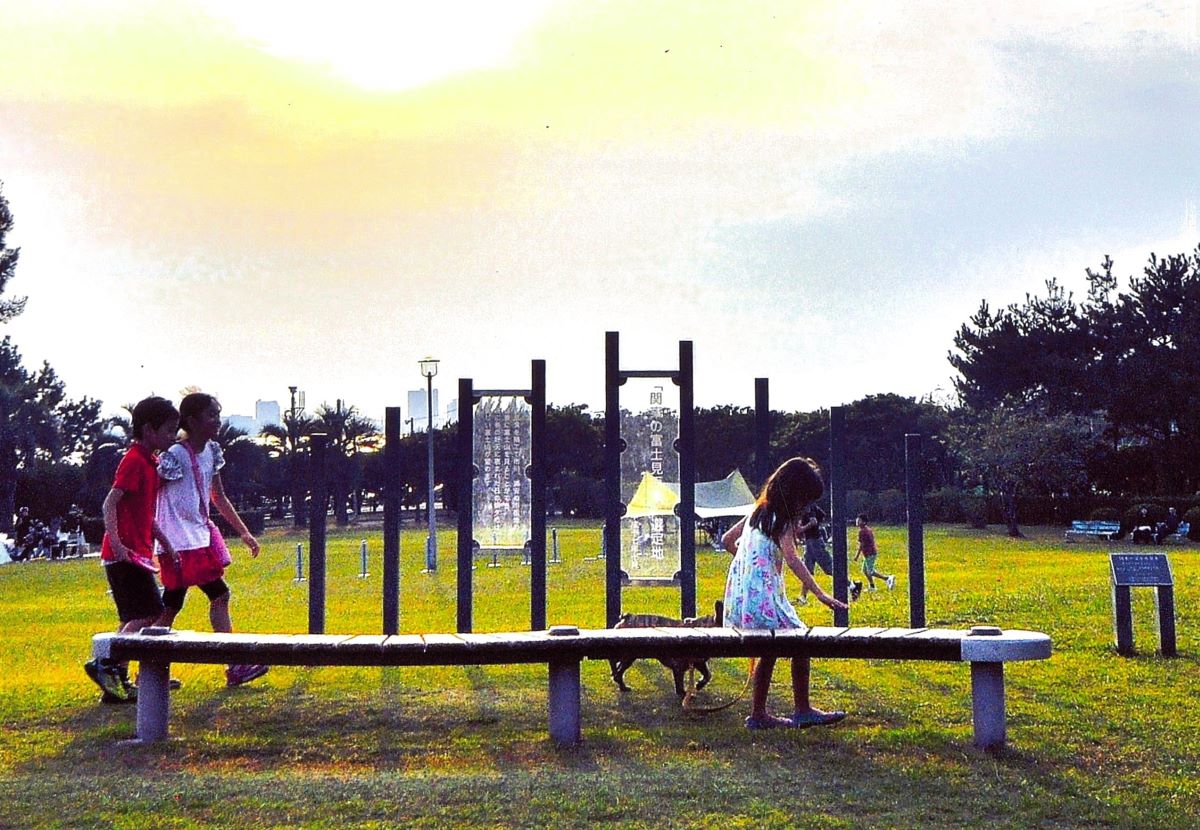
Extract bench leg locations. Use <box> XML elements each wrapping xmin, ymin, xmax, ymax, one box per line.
<box><xmin>547</xmin><ymin>659</ymin><xmax>581</xmax><ymax>746</ymax></box>
<box><xmin>970</xmin><ymin>661</ymin><xmax>1005</xmax><ymax>750</ymax></box>
<box><xmin>136</xmin><ymin>660</ymin><xmax>171</xmax><ymax>743</ymax></box>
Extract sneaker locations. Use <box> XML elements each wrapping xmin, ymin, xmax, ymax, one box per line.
<box><xmin>226</xmin><ymin>664</ymin><xmax>270</xmax><ymax>687</ymax></box>
<box><xmin>84</xmin><ymin>658</ymin><xmax>131</xmax><ymax>702</ymax></box>
<box><xmin>99</xmin><ymin>689</ymin><xmax>137</xmax><ymax>705</ymax></box>
<box><xmin>886</xmin><ymin>575</ymin><xmax>896</xmax><ymax>591</ymax></box>
<box><xmin>850</xmin><ymin>581</ymin><xmax>863</xmax><ymax>601</ymax></box>
<box><xmin>788</xmin><ymin>709</ymin><xmax>847</xmax><ymax>728</ymax></box>
<box><xmin>795</xmin><ymin>595</ymin><xmax>809</xmax><ymax>606</ymax></box>
<box><xmin>867</xmin><ymin>584</ymin><xmax>877</xmax><ymax>592</ymax></box>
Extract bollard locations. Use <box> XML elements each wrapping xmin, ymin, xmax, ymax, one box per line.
<box><xmin>551</xmin><ymin>528</ymin><xmax>561</xmax><ymax>565</ymax></box>
<box><xmin>294</xmin><ymin>543</ymin><xmax>305</xmax><ymax>582</ymax></box>
<box><xmin>358</xmin><ymin>539</ymin><xmax>369</xmax><ymax>579</ymax></box>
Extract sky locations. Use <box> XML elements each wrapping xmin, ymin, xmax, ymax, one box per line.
<box><xmin>1</xmin><ymin>0</ymin><xmax>1197</xmax><ymax>425</ymax></box>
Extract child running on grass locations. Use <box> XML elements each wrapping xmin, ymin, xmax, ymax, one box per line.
<box><xmin>722</xmin><ymin>456</ymin><xmax>848</xmax><ymax>730</ymax></box>
<box><xmin>84</xmin><ymin>396</ymin><xmax>179</xmax><ymax>703</ymax></box>
<box><xmin>853</xmin><ymin>513</ymin><xmax>896</xmax><ymax>593</ymax></box>
<box><xmin>154</xmin><ymin>392</ymin><xmax>268</xmax><ymax>687</ymax></box>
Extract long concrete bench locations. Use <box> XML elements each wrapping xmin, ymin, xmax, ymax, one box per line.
<box><xmin>93</xmin><ymin>624</ymin><xmax>1051</xmax><ymax>750</ymax></box>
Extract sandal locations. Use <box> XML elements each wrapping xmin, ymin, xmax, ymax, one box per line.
<box><xmin>788</xmin><ymin>709</ymin><xmax>847</xmax><ymax>728</ymax></box>
<box><xmin>745</xmin><ymin>713</ymin><xmax>792</xmax><ymax>730</ymax></box>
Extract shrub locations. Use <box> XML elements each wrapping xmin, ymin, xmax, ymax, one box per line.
<box><xmin>1122</xmin><ymin>503</ymin><xmax>1166</xmax><ymax>527</ymax></box>
<box><xmin>876</xmin><ymin>489</ymin><xmax>906</xmax><ymax>524</ymax></box>
<box><xmin>924</xmin><ymin>487</ymin><xmax>964</xmax><ymax>523</ymax></box>
<box><xmin>846</xmin><ymin>490</ymin><xmax>874</xmax><ymax>521</ymax></box>
<box><xmin>81</xmin><ymin>517</ymin><xmax>105</xmax><ymax>544</ymax></box>
<box><xmin>214</xmin><ymin>510</ymin><xmax>266</xmax><ymax>536</ymax></box>
<box><xmin>1184</xmin><ymin>507</ymin><xmax>1200</xmax><ymax>541</ymax></box>
<box><xmin>1089</xmin><ymin>507</ymin><xmax>1121</xmax><ymax>522</ymax></box>
<box><xmin>963</xmin><ymin>495</ymin><xmax>988</xmax><ymax>529</ymax></box>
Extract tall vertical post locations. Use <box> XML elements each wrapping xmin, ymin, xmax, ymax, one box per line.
<box><xmin>829</xmin><ymin>406</ymin><xmax>849</xmax><ymax>626</ymax></box>
<box><xmin>530</xmin><ymin>360</ymin><xmax>548</xmax><ymax>630</ymax></box>
<box><xmin>605</xmin><ymin>331</ymin><xmax>622</xmax><ymax>627</ymax></box>
<box><xmin>1112</xmin><ymin>583</ymin><xmax>1134</xmax><ymax>655</ymax></box>
<box><xmin>677</xmin><ymin>341</ymin><xmax>696</xmax><ymax>619</ymax></box>
<box><xmin>1156</xmin><ymin>585</ymin><xmax>1177</xmax><ymax>657</ymax></box>
<box><xmin>425</xmin><ymin>371</ymin><xmax>437</xmax><ymax>571</ymax></box>
<box><xmin>457</xmin><ymin>379</ymin><xmax>475</xmax><ymax>633</ymax></box>
<box><xmin>905</xmin><ymin>433</ymin><xmax>927</xmax><ymax>628</ymax></box>
<box><xmin>383</xmin><ymin>407</ymin><xmax>401</xmax><ymax>635</ymax></box>
<box><xmin>308</xmin><ymin>433</ymin><xmax>328</xmax><ymax>635</ymax></box>
<box><xmin>754</xmin><ymin>378</ymin><xmax>770</xmax><ymax>490</ymax></box>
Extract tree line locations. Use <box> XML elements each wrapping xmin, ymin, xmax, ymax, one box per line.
<box><xmin>3</xmin><ymin>182</ymin><xmax>1198</xmax><ymax>537</ymax></box>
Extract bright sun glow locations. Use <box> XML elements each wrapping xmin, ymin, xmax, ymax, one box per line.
<box><xmin>202</xmin><ymin>0</ymin><xmax>556</xmax><ymax>91</ymax></box>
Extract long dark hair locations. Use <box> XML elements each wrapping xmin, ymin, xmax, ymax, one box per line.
<box><xmin>179</xmin><ymin>392</ymin><xmax>218</xmax><ymax>436</ymax></box>
<box><xmin>748</xmin><ymin>456</ymin><xmax>824</xmax><ymax>544</ymax></box>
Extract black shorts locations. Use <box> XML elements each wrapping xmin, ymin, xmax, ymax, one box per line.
<box><xmin>104</xmin><ymin>561</ymin><xmax>165</xmax><ymax>623</ymax></box>
<box><xmin>162</xmin><ymin>578</ymin><xmax>230</xmax><ymax>612</ymax></box>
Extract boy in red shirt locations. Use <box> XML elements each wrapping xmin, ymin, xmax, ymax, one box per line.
<box><xmin>83</xmin><ymin>396</ymin><xmax>179</xmax><ymax>703</ymax></box>
<box><xmin>853</xmin><ymin>513</ymin><xmax>896</xmax><ymax>593</ymax></box>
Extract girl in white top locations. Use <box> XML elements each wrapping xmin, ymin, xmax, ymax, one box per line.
<box><xmin>155</xmin><ymin>392</ymin><xmax>268</xmax><ymax>687</ymax></box>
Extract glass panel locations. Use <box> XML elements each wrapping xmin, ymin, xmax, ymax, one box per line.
<box><xmin>472</xmin><ymin>395</ymin><xmax>532</xmax><ymax>549</ymax></box>
<box><xmin>619</xmin><ymin>378</ymin><xmax>680</xmax><ymax>580</ymax></box>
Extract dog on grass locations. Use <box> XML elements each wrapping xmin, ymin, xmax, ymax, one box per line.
<box><xmin>609</xmin><ymin>601</ymin><xmax>723</xmax><ymax>697</ymax></box>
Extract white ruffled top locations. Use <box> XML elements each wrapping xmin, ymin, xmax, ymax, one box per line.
<box><xmin>156</xmin><ymin>440</ymin><xmax>225</xmax><ymax>552</ymax></box>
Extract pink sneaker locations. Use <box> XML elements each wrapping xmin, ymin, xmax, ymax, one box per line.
<box><xmin>226</xmin><ymin>664</ymin><xmax>269</xmax><ymax>687</ymax></box>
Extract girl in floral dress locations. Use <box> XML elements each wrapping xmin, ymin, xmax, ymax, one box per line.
<box><xmin>722</xmin><ymin>456</ymin><xmax>848</xmax><ymax>729</ymax></box>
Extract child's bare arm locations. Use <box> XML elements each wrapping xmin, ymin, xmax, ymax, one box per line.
<box><xmin>782</xmin><ymin>529</ymin><xmax>847</xmax><ymax>611</ymax></box>
<box><xmin>152</xmin><ymin>520</ymin><xmax>177</xmax><ymax>562</ymax></box>
<box><xmin>721</xmin><ymin>517</ymin><xmax>746</xmax><ymax>554</ymax></box>
<box><xmin>101</xmin><ymin>487</ymin><xmax>130</xmax><ymax>561</ymax></box>
<box><xmin>210</xmin><ymin>473</ymin><xmax>260</xmax><ymax>556</ymax></box>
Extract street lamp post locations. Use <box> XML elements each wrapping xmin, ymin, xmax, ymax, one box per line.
<box><xmin>419</xmin><ymin>356</ymin><xmax>440</xmax><ymax>572</ymax></box>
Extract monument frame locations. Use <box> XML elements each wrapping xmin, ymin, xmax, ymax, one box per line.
<box><xmin>604</xmin><ymin>332</ymin><xmax>695</xmax><ymax>626</ymax></box>
<box><xmin>456</xmin><ymin>360</ymin><xmax>547</xmax><ymax>633</ymax></box>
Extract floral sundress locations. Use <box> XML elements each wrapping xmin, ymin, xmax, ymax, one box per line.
<box><xmin>723</xmin><ymin>524</ymin><xmax>806</xmax><ymax>631</ymax></box>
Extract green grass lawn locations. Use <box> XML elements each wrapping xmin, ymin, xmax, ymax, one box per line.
<box><xmin>1</xmin><ymin>522</ymin><xmax>1197</xmax><ymax>829</ymax></box>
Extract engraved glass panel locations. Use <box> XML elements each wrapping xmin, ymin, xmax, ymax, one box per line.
<box><xmin>472</xmin><ymin>395</ymin><xmax>532</xmax><ymax>549</ymax></box>
<box><xmin>619</xmin><ymin>378</ymin><xmax>680</xmax><ymax>581</ymax></box>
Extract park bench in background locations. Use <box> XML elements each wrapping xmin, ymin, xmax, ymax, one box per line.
<box><xmin>94</xmin><ymin>624</ymin><xmax>1051</xmax><ymax>751</ymax></box>
<box><xmin>1064</xmin><ymin>520</ymin><xmax>1120</xmax><ymax>541</ymax></box>
<box><xmin>1163</xmin><ymin>521</ymin><xmax>1190</xmax><ymax>544</ymax></box>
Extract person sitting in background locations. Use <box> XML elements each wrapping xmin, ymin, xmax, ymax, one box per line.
<box><xmin>1154</xmin><ymin>507</ymin><xmax>1181</xmax><ymax>544</ymax></box>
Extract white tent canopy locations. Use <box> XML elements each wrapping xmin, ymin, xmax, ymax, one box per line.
<box><xmin>624</xmin><ymin>469</ymin><xmax>756</xmax><ymax>520</ymax></box>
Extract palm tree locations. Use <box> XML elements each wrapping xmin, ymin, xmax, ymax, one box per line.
<box><xmin>313</xmin><ymin>402</ymin><xmax>381</xmax><ymax>525</ymax></box>
<box><xmin>260</xmin><ymin>411</ymin><xmax>317</xmax><ymax>527</ymax></box>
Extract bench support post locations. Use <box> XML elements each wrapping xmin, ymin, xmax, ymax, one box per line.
<box><xmin>136</xmin><ymin>660</ymin><xmax>171</xmax><ymax>743</ymax></box>
<box><xmin>970</xmin><ymin>661</ymin><xmax>1005</xmax><ymax>750</ymax></box>
<box><xmin>547</xmin><ymin>659</ymin><xmax>581</xmax><ymax>746</ymax></box>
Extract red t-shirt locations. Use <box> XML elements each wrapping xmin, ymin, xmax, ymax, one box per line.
<box><xmin>858</xmin><ymin>525</ymin><xmax>878</xmax><ymax>557</ymax></box>
<box><xmin>101</xmin><ymin>442</ymin><xmax>158</xmax><ymax>563</ymax></box>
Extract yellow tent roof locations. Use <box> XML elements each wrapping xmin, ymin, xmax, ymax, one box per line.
<box><xmin>624</xmin><ymin>471</ymin><xmax>680</xmax><ymax>518</ymax></box>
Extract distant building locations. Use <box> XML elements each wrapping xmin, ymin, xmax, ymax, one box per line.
<box><xmin>256</xmin><ymin>400</ymin><xmax>281</xmax><ymax>427</ymax></box>
<box><xmin>407</xmin><ymin>388</ymin><xmax>439</xmax><ymax>431</ymax></box>
<box><xmin>224</xmin><ymin>399</ymin><xmax>281</xmax><ymax>438</ymax></box>
<box><xmin>444</xmin><ymin>398</ymin><xmax>458</xmax><ymax>427</ymax></box>
<box><xmin>226</xmin><ymin>414</ymin><xmax>258</xmax><ymax>435</ymax></box>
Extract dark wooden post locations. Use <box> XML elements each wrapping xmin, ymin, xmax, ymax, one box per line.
<box><xmin>530</xmin><ymin>359</ymin><xmax>547</xmax><ymax>630</ymax></box>
<box><xmin>457</xmin><ymin>379</ymin><xmax>474</xmax><ymax>634</ymax></box>
<box><xmin>308</xmin><ymin>433</ymin><xmax>328</xmax><ymax>635</ymax></box>
<box><xmin>678</xmin><ymin>340</ymin><xmax>696</xmax><ymax>619</ymax></box>
<box><xmin>754</xmin><ymin>378</ymin><xmax>769</xmax><ymax>489</ymax></box>
<box><xmin>383</xmin><ymin>408</ymin><xmax>401</xmax><ymax>635</ymax></box>
<box><xmin>905</xmin><ymin>434</ymin><xmax>927</xmax><ymax>628</ymax></box>
<box><xmin>605</xmin><ymin>331</ymin><xmax>622</xmax><ymax>627</ymax></box>
<box><xmin>829</xmin><ymin>407</ymin><xmax>849</xmax><ymax>626</ymax></box>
